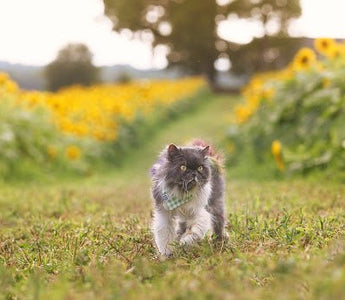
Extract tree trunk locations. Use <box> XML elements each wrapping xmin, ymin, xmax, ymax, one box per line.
<box><xmin>204</xmin><ymin>61</ymin><xmax>217</xmax><ymax>91</ymax></box>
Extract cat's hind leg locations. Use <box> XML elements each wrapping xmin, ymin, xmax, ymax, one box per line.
<box><xmin>207</xmin><ymin>171</ymin><xmax>227</xmax><ymax>239</ymax></box>
<box><xmin>209</xmin><ymin>205</ymin><xmax>226</xmax><ymax>239</ymax></box>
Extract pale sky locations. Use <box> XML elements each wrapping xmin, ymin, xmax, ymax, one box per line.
<box><xmin>0</xmin><ymin>0</ymin><xmax>345</xmax><ymax>69</ymax></box>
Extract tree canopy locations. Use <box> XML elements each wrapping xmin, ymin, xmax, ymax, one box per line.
<box><xmin>103</xmin><ymin>0</ymin><xmax>301</xmax><ymax>83</ymax></box>
<box><xmin>44</xmin><ymin>43</ymin><xmax>99</xmax><ymax>91</ymax></box>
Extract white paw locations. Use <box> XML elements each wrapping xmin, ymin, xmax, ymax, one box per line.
<box><xmin>157</xmin><ymin>245</ymin><xmax>173</xmax><ymax>257</ymax></box>
<box><xmin>163</xmin><ymin>248</ymin><xmax>173</xmax><ymax>257</ymax></box>
<box><xmin>159</xmin><ymin>251</ymin><xmax>172</xmax><ymax>260</ymax></box>
<box><xmin>180</xmin><ymin>233</ymin><xmax>196</xmax><ymax>245</ymax></box>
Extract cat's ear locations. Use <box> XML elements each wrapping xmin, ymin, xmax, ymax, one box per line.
<box><xmin>201</xmin><ymin>146</ymin><xmax>210</xmax><ymax>157</ymax></box>
<box><xmin>167</xmin><ymin>144</ymin><xmax>180</xmax><ymax>160</ymax></box>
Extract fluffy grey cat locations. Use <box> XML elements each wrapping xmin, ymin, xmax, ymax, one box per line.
<box><xmin>150</xmin><ymin>139</ymin><xmax>226</xmax><ymax>256</ymax></box>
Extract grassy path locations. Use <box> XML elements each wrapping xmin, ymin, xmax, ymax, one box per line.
<box><xmin>119</xmin><ymin>93</ymin><xmax>236</xmax><ymax>175</ymax></box>
<box><xmin>1</xmin><ymin>94</ymin><xmax>345</xmax><ymax>299</ymax></box>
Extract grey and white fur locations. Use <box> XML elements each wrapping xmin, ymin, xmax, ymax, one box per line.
<box><xmin>150</xmin><ymin>142</ymin><xmax>226</xmax><ymax>257</ymax></box>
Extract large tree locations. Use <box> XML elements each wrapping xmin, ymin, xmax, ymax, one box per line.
<box><xmin>228</xmin><ymin>36</ymin><xmax>309</xmax><ymax>75</ymax></box>
<box><xmin>45</xmin><ymin>43</ymin><xmax>99</xmax><ymax>91</ymax></box>
<box><xmin>103</xmin><ymin>0</ymin><xmax>301</xmax><ymax>84</ymax></box>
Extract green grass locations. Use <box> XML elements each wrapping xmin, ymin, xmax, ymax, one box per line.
<box><xmin>1</xmin><ymin>94</ymin><xmax>345</xmax><ymax>299</ymax></box>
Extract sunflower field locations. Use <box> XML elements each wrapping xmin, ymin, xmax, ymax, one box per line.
<box><xmin>227</xmin><ymin>38</ymin><xmax>345</xmax><ymax>178</ymax></box>
<box><xmin>0</xmin><ymin>73</ymin><xmax>206</xmax><ymax>178</ymax></box>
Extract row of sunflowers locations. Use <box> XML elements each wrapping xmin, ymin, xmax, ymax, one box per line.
<box><xmin>0</xmin><ymin>74</ymin><xmax>206</xmax><ymax>178</ymax></box>
<box><xmin>228</xmin><ymin>38</ymin><xmax>345</xmax><ymax>177</ymax></box>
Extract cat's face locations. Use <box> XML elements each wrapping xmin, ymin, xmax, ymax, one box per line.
<box><xmin>165</xmin><ymin>144</ymin><xmax>211</xmax><ymax>192</ymax></box>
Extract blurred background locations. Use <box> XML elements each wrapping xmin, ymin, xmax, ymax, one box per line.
<box><xmin>1</xmin><ymin>0</ymin><xmax>345</xmax><ymax>90</ymax></box>
<box><xmin>0</xmin><ymin>0</ymin><xmax>345</xmax><ymax>179</ymax></box>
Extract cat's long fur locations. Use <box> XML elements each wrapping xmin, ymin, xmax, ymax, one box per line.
<box><xmin>150</xmin><ymin>140</ymin><xmax>226</xmax><ymax>256</ymax></box>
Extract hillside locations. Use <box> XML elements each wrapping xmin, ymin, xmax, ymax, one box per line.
<box><xmin>0</xmin><ymin>61</ymin><xmax>181</xmax><ymax>90</ymax></box>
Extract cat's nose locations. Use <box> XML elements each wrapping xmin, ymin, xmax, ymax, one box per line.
<box><xmin>187</xmin><ymin>178</ymin><xmax>195</xmax><ymax>184</ymax></box>
<box><xmin>186</xmin><ymin>178</ymin><xmax>196</xmax><ymax>191</ymax></box>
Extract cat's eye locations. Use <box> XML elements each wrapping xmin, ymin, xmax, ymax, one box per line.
<box><xmin>180</xmin><ymin>165</ymin><xmax>187</xmax><ymax>171</ymax></box>
<box><xmin>198</xmin><ymin>166</ymin><xmax>203</xmax><ymax>172</ymax></box>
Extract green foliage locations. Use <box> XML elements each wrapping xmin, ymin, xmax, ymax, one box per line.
<box><xmin>44</xmin><ymin>43</ymin><xmax>100</xmax><ymax>91</ymax></box>
<box><xmin>0</xmin><ymin>97</ymin><xmax>58</xmax><ymax>178</ymax></box>
<box><xmin>102</xmin><ymin>0</ymin><xmax>301</xmax><ymax>81</ymax></box>
<box><xmin>227</xmin><ymin>56</ymin><xmax>345</xmax><ymax>178</ymax></box>
<box><xmin>0</xmin><ymin>96</ymin><xmax>97</xmax><ymax>179</ymax></box>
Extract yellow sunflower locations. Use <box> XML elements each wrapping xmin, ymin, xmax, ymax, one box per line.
<box><xmin>271</xmin><ymin>140</ymin><xmax>285</xmax><ymax>171</ymax></box>
<box><xmin>292</xmin><ymin>48</ymin><xmax>317</xmax><ymax>71</ymax></box>
<box><xmin>271</xmin><ymin>140</ymin><xmax>281</xmax><ymax>156</ymax></box>
<box><xmin>261</xmin><ymin>87</ymin><xmax>275</xmax><ymax>101</ymax></box>
<box><xmin>234</xmin><ymin>105</ymin><xmax>252</xmax><ymax>124</ymax></box>
<box><xmin>314</xmin><ymin>38</ymin><xmax>336</xmax><ymax>56</ymax></box>
<box><xmin>66</xmin><ymin>145</ymin><xmax>81</xmax><ymax>160</ymax></box>
<box><xmin>328</xmin><ymin>44</ymin><xmax>345</xmax><ymax>59</ymax></box>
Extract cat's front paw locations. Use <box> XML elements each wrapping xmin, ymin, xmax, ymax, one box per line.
<box><xmin>180</xmin><ymin>233</ymin><xmax>196</xmax><ymax>245</ymax></box>
<box><xmin>159</xmin><ymin>249</ymin><xmax>173</xmax><ymax>259</ymax></box>
<box><xmin>157</xmin><ymin>246</ymin><xmax>173</xmax><ymax>258</ymax></box>
<box><xmin>163</xmin><ymin>248</ymin><xmax>173</xmax><ymax>257</ymax></box>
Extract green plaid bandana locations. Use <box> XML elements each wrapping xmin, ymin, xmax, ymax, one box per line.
<box><xmin>162</xmin><ymin>191</ymin><xmax>193</xmax><ymax>211</ymax></box>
